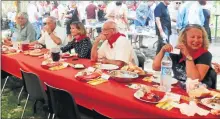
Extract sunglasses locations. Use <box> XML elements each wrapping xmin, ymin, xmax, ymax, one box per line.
<box><xmin>176</xmin><ymin>2</ymin><xmax>181</xmax><ymax>4</ymax></box>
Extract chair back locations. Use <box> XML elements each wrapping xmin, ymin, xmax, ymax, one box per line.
<box><xmin>202</xmin><ymin>67</ymin><xmax>217</xmax><ymax>89</ymax></box>
<box><xmin>92</xmin><ymin>109</ymin><xmax>110</xmax><ymax>119</ymax></box>
<box><xmin>20</xmin><ymin>69</ymin><xmax>48</xmax><ymax>101</ymax></box>
<box><xmin>44</xmin><ymin>82</ymin><xmax>81</xmax><ymax>119</ymax></box>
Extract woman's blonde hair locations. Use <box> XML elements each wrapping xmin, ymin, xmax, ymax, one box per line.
<box><xmin>177</xmin><ymin>24</ymin><xmax>209</xmax><ymax>49</ymax></box>
<box><xmin>70</xmin><ymin>21</ymin><xmax>87</xmax><ymax>35</ymax></box>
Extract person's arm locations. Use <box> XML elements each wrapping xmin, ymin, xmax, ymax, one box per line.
<box><xmin>60</xmin><ymin>40</ymin><xmax>74</xmax><ymax>53</ymax></box>
<box><xmin>186</xmin><ymin>59</ymin><xmax>210</xmax><ymax>81</ymax></box>
<box><xmin>101</xmin><ymin>58</ymin><xmax>126</xmax><ymax>67</ymax></box>
<box><xmin>78</xmin><ymin>39</ymin><xmax>92</xmax><ymax>58</ymax></box>
<box><xmin>177</xmin><ymin>44</ymin><xmax>211</xmax><ymax>81</ymax></box>
<box><xmin>49</xmin><ymin>32</ymin><xmax>62</xmax><ymax>45</ymax></box>
<box><xmin>26</xmin><ymin>24</ymin><xmax>36</xmax><ymax>42</ymax></box>
<box><xmin>136</xmin><ymin>5</ymin><xmax>145</xmax><ymax>19</ymax></box>
<box><xmin>153</xmin><ymin>44</ymin><xmax>173</xmax><ymax>71</ymax></box>
<box><xmin>91</xmin><ymin>37</ymin><xmax>102</xmax><ymax>61</ymax></box>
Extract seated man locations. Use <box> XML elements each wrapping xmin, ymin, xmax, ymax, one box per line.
<box><xmin>91</xmin><ymin>20</ymin><xmax>138</xmax><ymax>66</ymax></box>
<box><xmin>30</xmin><ymin>16</ymin><xmax>66</xmax><ymax>49</ymax></box>
<box><xmin>3</xmin><ymin>12</ymin><xmax>36</xmax><ymax>46</ymax></box>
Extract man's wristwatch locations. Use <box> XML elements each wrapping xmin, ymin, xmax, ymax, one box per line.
<box><xmin>186</xmin><ymin>55</ymin><xmax>193</xmax><ymax>61</ymax></box>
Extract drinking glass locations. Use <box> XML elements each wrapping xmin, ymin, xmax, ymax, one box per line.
<box><xmin>51</xmin><ymin>47</ymin><xmax>60</xmax><ymax>62</ymax></box>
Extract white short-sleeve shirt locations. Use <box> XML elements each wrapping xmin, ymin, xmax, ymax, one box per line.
<box><xmin>98</xmin><ymin>36</ymin><xmax>138</xmax><ymax>65</ymax></box>
<box><xmin>38</xmin><ymin>26</ymin><xmax>66</xmax><ymax>50</ymax></box>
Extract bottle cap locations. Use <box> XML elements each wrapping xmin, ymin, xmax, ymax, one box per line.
<box><xmin>165</xmin><ymin>52</ymin><xmax>169</xmax><ymax>56</ymax></box>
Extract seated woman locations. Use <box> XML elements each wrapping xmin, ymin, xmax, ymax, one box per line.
<box><xmin>153</xmin><ymin>24</ymin><xmax>216</xmax><ymax>89</ymax></box>
<box><xmin>61</xmin><ymin>21</ymin><xmax>92</xmax><ymax>59</ymax></box>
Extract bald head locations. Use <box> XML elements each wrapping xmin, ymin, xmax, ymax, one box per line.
<box><xmin>102</xmin><ymin>20</ymin><xmax>118</xmax><ymax>40</ymax></box>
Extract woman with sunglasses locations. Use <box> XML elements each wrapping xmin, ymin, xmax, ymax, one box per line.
<box><xmin>153</xmin><ymin>24</ymin><xmax>216</xmax><ymax>89</ymax></box>
<box><xmin>61</xmin><ymin>21</ymin><xmax>92</xmax><ymax>59</ymax></box>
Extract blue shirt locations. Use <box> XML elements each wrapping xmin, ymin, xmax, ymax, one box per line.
<box><xmin>135</xmin><ymin>3</ymin><xmax>153</xmax><ymax>26</ymax></box>
<box><xmin>154</xmin><ymin>2</ymin><xmax>171</xmax><ymax>36</ymax></box>
<box><xmin>176</xmin><ymin>2</ymin><xmax>205</xmax><ymax>30</ymax></box>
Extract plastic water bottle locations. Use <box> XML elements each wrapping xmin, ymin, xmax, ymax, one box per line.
<box><xmin>160</xmin><ymin>52</ymin><xmax>172</xmax><ymax>92</ymax></box>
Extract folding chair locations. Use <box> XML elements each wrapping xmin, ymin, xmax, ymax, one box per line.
<box><xmin>20</xmin><ymin>69</ymin><xmax>49</xmax><ymax>119</ymax></box>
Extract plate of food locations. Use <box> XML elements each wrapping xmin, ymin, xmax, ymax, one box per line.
<box><xmin>109</xmin><ymin>70</ymin><xmax>139</xmax><ymax>83</ymax></box>
<box><xmin>2</xmin><ymin>47</ymin><xmax>17</xmax><ymax>54</ymax></box>
<box><xmin>201</xmin><ymin>97</ymin><xmax>220</xmax><ymax>110</ymax></box>
<box><xmin>121</xmin><ymin>64</ymin><xmax>146</xmax><ymax>75</ymax></box>
<box><xmin>71</xmin><ymin>64</ymin><xmax>85</xmax><ymax>69</ymax></box>
<box><xmin>41</xmin><ymin>60</ymin><xmax>68</xmax><ymax>71</ymax></box>
<box><xmin>61</xmin><ymin>53</ymin><xmax>77</xmax><ymax>58</ymax></box>
<box><xmin>98</xmin><ymin>64</ymin><xmax>119</xmax><ymax>70</ymax></box>
<box><xmin>134</xmin><ymin>87</ymin><xmax>162</xmax><ymax>103</ymax></box>
<box><xmin>29</xmin><ymin>49</ymin><xmax>43</xmax><ymax>56</ymax></box>
<box><xmin>75</xmin><ymin>70</ymin><xmax>101</xmax><ymax>82</ymax></box>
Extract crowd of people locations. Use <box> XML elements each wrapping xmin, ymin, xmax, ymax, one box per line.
<box><xmin>2</xmin><ymin>0</ymin><xmax>219</xmax><ymax>89</ymax></box>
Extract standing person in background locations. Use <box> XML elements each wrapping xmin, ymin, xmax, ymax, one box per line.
<box><xmin>44</xmin><ymin>1</ymin><xmax>51</xmax><ymax>17</ymax></box>
<box><xmin>85</xmin><ymin>1</ymin><xmax>97</xmax><ymax>20</ymax></box>
<box><xmin>65</xmin><ymin>2</ymin><xmax>80</xmax><ymax>41</ymax></box>
<box><xmin>50</xmin><ymin>1</ymin><xmax>59</xmax><ymax>21</ymax></box>
<box><xmin>201</xmin><ymin>0</ymin><xmax>212</xmax><ymax>43</ymax></box>
<box><xmin>169</xmin><ymin>1</ymin><xmax>182</xmax><ymax>47</ymax></box>
<box><xmin>154</xmin><ymin>0</ymin><xmax>171</xmax><ymax>54</ymax></box>
<box><xmin>27</xmin><ymin>1</ymin><xmax>41</xmax><ymax>40</ymax></box>
<box><xmin>134</xmin><ymin>1</ymin><xmax>154</xmax><ymax>48</ymax></box>
<box><xmin>85</xmin><ymin>1</ymin><xmax>98</xmax><ymax>39</ymax></box>
<box><xmin>176</xmin><ymin>0</ymin><xmax>205</xmax><ymax>32</ymax></box>
<box><xmin>96</xmin><ymin>2</ymin><xmax>107</xmax><ymax>34</ymax></box>
<box><xmin>105</xmin><ymin>1</ymin><xmax>129</xmax><ymax>33</ymax></box>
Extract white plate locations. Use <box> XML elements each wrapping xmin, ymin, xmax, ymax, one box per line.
<box><xmin>134</xmin><ymin>89</ymin><xmax>160</xmax><ymax>103</ymax></box>
<box><xmin>152</xmin><ymin>77</ymin><xmax>178</xmax><ymax>85</ymax></box>
<box><xmin>99</xmin><ymin>64</ymin><xmax>119</xmax><ymax>70</ymax></box>
<box><xmin>201</xmin><ymin>98</ymin><xmax>220</xmax><ymax>110</ymax></box>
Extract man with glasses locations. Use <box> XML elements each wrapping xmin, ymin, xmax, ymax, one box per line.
<box><xmin>30</xmin><ymin>16</ymin><xmax>66</xmax><ymax>49</ymax></box>
<box><xmin>91</xmin><ymin>20</ymin><xmax>138</xmax><ymax>66</ymax></box>
<box><xmin>2</xmin><ymin>12</ymin><xmax>36</xmax><ymax>46</ymax></box>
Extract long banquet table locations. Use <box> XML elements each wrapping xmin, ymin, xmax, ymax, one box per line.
<box><xmin>2</xmin><ymin>52</ymin><xmax>220</xmax><ymax>118</ymax></box>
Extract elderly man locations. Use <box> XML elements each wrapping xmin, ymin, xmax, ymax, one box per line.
<box><xmin>91</xmin><ymin>20</ymin><xmax>138</xmax><ymax>66</ymax></box>
<box><xmin>3</xmin><ymin>12</ymin><xmax>36</xmax><ymax>46</ymax></box>
<box><xmin>30</xmin><ymin>16</ymin><xmax>66</xmax><ymax>49</ymax></box>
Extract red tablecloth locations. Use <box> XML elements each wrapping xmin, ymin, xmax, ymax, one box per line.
<box><xmin>2</xmin><ymin>53</ymin><xmax>220</xmax><ymax>118</ymax></box>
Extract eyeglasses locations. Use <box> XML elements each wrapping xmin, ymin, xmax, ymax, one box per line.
<box><xmin>176</xmin><ymin>2</ymin><xmax>181</xmax><ymax>5</ymax></box>
<box><xmin>102</xmin><ymin>28</ymin><xmax>115</xmax><ymax>32</ymax></box>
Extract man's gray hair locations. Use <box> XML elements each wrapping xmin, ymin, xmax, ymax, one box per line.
<box><xmin>17</xmin><ymin>12</ymin><xmax>28</xmax><ymax>19</ymax></box>
<box><xmin>104</xmin><ymin>20</ymin><xmax>119</xmax><ymax>32</ymax></box>
<box><xmin>47</xmin><ymin>16</ymin><xmax>57</xmax><ymax>24</ymax></box>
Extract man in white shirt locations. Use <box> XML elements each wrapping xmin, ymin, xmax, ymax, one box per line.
<box><xmin>91</xmin><ymin>20</ymin><xmax>138</xmax><ymax>66</ymax></box>
<box><xmin>30</xmin><ymin>16</ymin><xmax>66</xmax><ymax>49</ymax></box>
